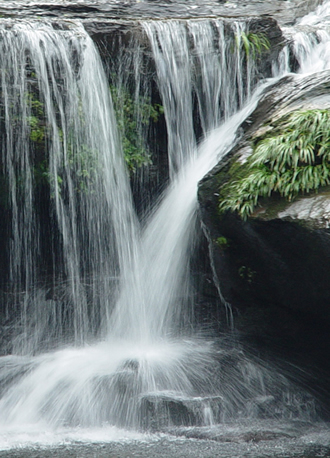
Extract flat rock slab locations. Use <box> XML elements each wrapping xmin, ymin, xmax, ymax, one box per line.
<box><xmin>0</xmin><ymin>0</ymin><xmax>323</xmax><ymax>25</ymax></box>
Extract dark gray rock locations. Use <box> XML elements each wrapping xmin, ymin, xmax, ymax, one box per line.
<box><xmin>139</xmin><ymin>391</ymin><xmax>224</xmax><ymax>429</ymax></box>
<box><xmin>198</xmin><ymin>72</ymin><xmax>330</xmax><ymax>417</ymax></box>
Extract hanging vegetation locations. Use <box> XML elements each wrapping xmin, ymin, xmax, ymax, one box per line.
<box><xmin>235</xmin><ymin>31</ymin><xmax>270</xmax><ymax>60</ymax></box>
<box><xmin>110</xmin><ymin>85</ymin><xmax>164</xmax><ymax>173</ymax></box>
<box><xmin>219</xmin><ymin>109</ymin><xmax>330</xmax><ymax>220</ymax></box>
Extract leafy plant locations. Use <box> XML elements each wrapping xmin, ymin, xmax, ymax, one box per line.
<box><xmin>219</xmin><ymin>109</ymin><xmax>330</xmax><ymax>220</ymax></box>
<box><xmin>26</xmin><ymin>91</ymin><xmax>98</xmax><ymax>196</ymax></box>
<box><xmin>110</xmin><ymin>85</ymin><xmax>164</xmax><ymax>172</ymax></box>
<box><xmin>25</xmin><ymin>92</ymin><xmax>46</xmax><ymax>143</ymax></box>
<box><xmin>27</xmin><ymin>115</ymin><xmax>45</xmax><ymax>142</ymax></box>
<box><xmin>238</xmin><ymin>265</ymin><xmax>256</xmax><ymax>283</ymax></box>
<box><xmin>216</xmin><ymin>236</ymin><xmax>230</xmax><ymax>249</ymax></box>
<box><xmin>26</xmin><ymin>92</ymin><xmax>44</xmax><ymax>116</ymax></box>
<box><xmin>235</xmin><ymin>31</ymin><xmax>270</xmax><ymax>60</ymax></box>
<box><xmin>66</xmin><ymin>141</ymin><xmax>99</xmax><ymax>194</ymax></box>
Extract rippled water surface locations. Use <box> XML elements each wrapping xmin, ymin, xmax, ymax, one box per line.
<box><xmin>0</xmin><ymin>422</ymin><xmax>330</xmax><ymax>458</ymax></box>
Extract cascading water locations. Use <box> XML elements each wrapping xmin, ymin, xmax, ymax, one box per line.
<box><xmin>109</xmin><ymin>19</ymin><xmax>260</xmax><ymax>342</ymax></box>
<box><xmin>0</xmin><ymin>20</ymin><xmax>138</xmax><ymax>353</ymax></box>
<box><xmin>0</xmin><ymin>0</ymin><xmax>329</xmax><ymax>448</ymax></box>
<box><xmin>0</xmin><ymin>18</ymin><xmax>269</xmax><ymax>429</ymax></box>
<box><xmin>279</xmin><ymin>1</ymin><xmax>330</xmax><ymax>74</ymax></box>
<box><xmin>143</xmin><ymin>19</ymin><xmax>259</xmax><ymax>176</ymax></box>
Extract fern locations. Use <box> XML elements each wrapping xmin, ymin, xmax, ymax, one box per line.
<box><xmin>235</xmin><ymin>31</ymin><xmax>270</xmax><ymax>60</ymax></box>
<box><xmin>219</xmin><ymin>109</ymin><xmax>330</xmax><ymax>219</ymax></box>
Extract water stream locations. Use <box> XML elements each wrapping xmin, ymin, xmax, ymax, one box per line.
<box><xmin>0</xmin><ymin>0</ymin><xmax>329</xmax><ymax>454</ymax></box>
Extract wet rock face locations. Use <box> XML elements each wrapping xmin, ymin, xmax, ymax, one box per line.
<box><xmin>198</xmin><ymin>73</ymin><xmax>330</xmax><ymax>416</ymax></box>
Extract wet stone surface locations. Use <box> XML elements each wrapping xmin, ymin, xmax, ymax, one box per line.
<box><xmin>0</xmin><ymin>0</ymin><xmax>323</xmax><ymax>25</ymax></box>
<box><xmin>140</xmin><ymin>392</ymin><xmax>224</xmax><ymax>429</ymax></box>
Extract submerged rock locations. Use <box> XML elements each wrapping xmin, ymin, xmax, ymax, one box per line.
<box><xmin>139</xmin><ymin>391</ymin><xmax>224</xmax><ymax>429</ymax></box>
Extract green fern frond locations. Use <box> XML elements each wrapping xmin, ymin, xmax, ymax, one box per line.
<box><xmin>235</xmin><ymin>31</ymin><xmax>270</xmax><ymax>60</ymax></box>
<box><xmin>219</xmin><ymin>108</ymin><xmax>330</xmax><ymax>219</ymax></box>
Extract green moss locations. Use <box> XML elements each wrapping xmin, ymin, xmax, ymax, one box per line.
<box><xmin>238</xmin><ymin>265</ymin><xmax>256</xmax><ymax>283</ymax></box>
<box><xmin>219</xmin><ymin>109</ymin><xmax>330</xmax><ymax>220</ymax></box>
<box><xmin>215</xmin><ymin>236</ymin><xmax>230</xmax><ymax>249</ymax></box>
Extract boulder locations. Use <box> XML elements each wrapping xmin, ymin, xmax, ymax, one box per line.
<box><xmin>198</xmin><ymin>71</ymin><xmax>330</xmax><ymax>416</ymax></box>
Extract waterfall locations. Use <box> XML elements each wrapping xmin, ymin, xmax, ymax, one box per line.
<box><xmin>118</xmin><ymin>18</ymin><xmax>260</xmax><ymax>337</ymax></box>
<box><xmin>280</xmin><ymin>1</ymin><xmax>330</xmax><ymax>74</ymax></box>
<box><xmin>0</xmin><ymin>1</ymin><xmax>328</xmax><ymax>439</ymax></box>
<box><xmin>0</xmin><ymin>15</ymin><xmax>275</xmax><ymax>429</ymax></box>
<box><xmin>0</xmin><ymin>20</ymin><xmax>138</xmax><ymax>352</ymax></box>
<box><xmin>143</xmin><ymin>19</ymin><xmax>259</xmax><ymax>177</ymax></box>
<box><xmin>0</xmin><ymin>78</ymin><xmax>274</xmax><ymax>430</ymax></box>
